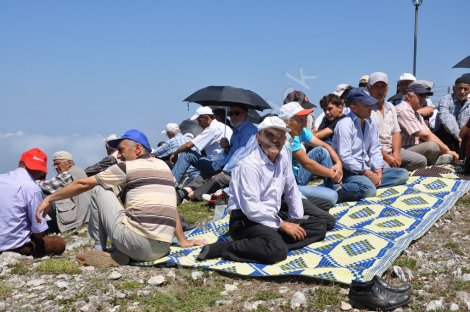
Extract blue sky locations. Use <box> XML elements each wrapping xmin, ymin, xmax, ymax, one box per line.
<box><xmin>1</xmin><ymin>0</ymin><xmax>469</xmax><ymax>174</ymax></box>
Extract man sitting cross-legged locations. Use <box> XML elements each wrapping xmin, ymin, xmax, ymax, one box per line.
<box><xmin>36</xmin><ymin>129</ymin><xmax>204</xmax><ymax>266</ymax></box>
<box><xmin>396</xmin><ymin>84</ymin><xmax>459</xmax><ymax>165</ymax></box>
<box><xmin>197</xmin><ymin>117</ymin><xmax>333</xmax><ymax>264</ymax></box>
<box><xmin>279</xmin><ymin>102</ymin><xmax>343</xmax><ymax>208</ymax></box>
<box><xmin>330</xmin><ymin>88</ymin><xmax>409</xmax><ymax>202</ymax></box>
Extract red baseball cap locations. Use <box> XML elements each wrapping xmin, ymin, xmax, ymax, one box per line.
<box><xmin>20</xmin><ymin>148</ymin><xmax>48</xmax><ymax>174</ymax></box>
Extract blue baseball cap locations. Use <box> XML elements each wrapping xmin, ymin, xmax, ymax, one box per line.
<box><xmin>346</xmin><ymin>88</ymin><xmax>378</xmax><ymax>106</ymax></box>
<box><xmin>406</xmin><ymin>84</ymin><xmax>433</xmax><ymax>96</ymax></box>
<box><xmin>107</xmin><ymin>129</ymin><xmax>151</xmax><ymax>152</ymax></box>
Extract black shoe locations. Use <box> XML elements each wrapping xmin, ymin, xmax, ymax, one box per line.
<box><xmin>349</xmin><ymin>279</ymin><xmax>412</xmax><ymax>311</ymax></box>
<box><xmin>373</xmin><ymin>275</ymin><xmax>411</xmax><ymax>293</ymax></box>
<box><xmin>180</xmin><ymin>215</ymin><xmax>197</xmax><ymax>231</ymax></box>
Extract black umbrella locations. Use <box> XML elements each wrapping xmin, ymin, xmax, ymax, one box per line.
<box><xmin>183</xmin><ymin>86</ymin><xmax>272</xmax><ymax>111</ymax></box>
<box><xmin>453</xmin><ymin>55</ymin><xmax>470</xmax><ymax>68</ymax></box>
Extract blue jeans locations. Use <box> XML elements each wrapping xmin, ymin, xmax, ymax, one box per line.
<box><xmin>330</xmin><ymin>168</ymin><xmax>409</xmax><ymax>201</ymax></box>
<box><xmin>172</xmin><ymin>150</ymin><xmax>221</xmax><ymax>184</ymax></box>
<box><xmin>295</xmin><ymin>147</ymin><xmax>338</xmax><ymax>207</ymax></box>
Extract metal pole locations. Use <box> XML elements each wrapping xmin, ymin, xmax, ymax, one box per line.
<box><xmin>413</xmin><ymin>5</ymin><xmax>419</xmax><ymax>77</ymax></box>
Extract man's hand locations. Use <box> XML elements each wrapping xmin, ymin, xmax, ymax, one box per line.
<box><xmin>364</xmin><ymin>169</ymin><xmax>381</xmax><ymax>186</ymax></box>
<box><xmin>36</xmin><ymin>197</ymin><xmax>52</xmax><ymax>223</ymax></box>
<box><xmin>279</xmin><ymin>221</ymin><xmax>306</xmax><ymax>241</ymax></box>
<box><xmin>220</xmin><ymin>137</ymin><xmax>230</xmax><ymax>149</ymax></box>
<box><xmin>446</xmin><ymin>150</ymin><xmax>459</xmax><ymax>162</ymax></box>
<box><xmin>383</xmin><ymin>153</ymin><xmax>401</xmax><ymax>167</ymax></box>
<box><xmin>179</xmin><ymin>238</ymin><xmax>206</xmax><ymax>248</ymax></box>
<box><xmin>169</xmin><ymin>153</ymin><xmax>177</xmax><ymax>165</ymax></box>
<box><xmin>330</xmin><ymin>163</ymin><xmax>343</xmax><ymax>183</ymax></box>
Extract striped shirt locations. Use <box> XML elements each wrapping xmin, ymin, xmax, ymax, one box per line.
<box><xmin>96</xmin><ymin>156</ymin><xmax>176</xmax><ymax>243</ymax></box>
<box><xmin>396</xmin><ymin>100</ymin><xmax>427</xmax><ymax>148</ymax></box>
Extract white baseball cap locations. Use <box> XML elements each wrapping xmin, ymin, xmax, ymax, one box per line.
<box><xmin>190</xmin><ymin>106</ymin><xmax>214</xmax><ymax>120</ymax></box>
<box><xmin>333</xmin><ymin>83</ymin><xmax>350</xmax><ymax>97</ymax></box>
<box><xmin>398</xmin><ymin>73</ymin><xmax>416</xmax><ymax>82</ymax></box>
<box><xmin>258</xmin><ymin>116</ymin><xmax>290</xmax><ymax>132</ymax></box>
<box><xmin>368</xmin><ymin>72</ymin><xmax>389</xmax><ymax>85</ymax></box>
<box><xmin>162</xmin><ymin>123</ymin><xmax>180</xmax><ymax>134</ymax></box>
<box><xmin>278</xmin><ymin>102</ymin><xmax>313</xmax><ymax>120</ymax></box>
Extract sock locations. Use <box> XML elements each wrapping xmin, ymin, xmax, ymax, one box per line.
<box><xmin>197</xmin><ymin>242</ymin><xmax>226</xmax><ymax>261</ymax></box>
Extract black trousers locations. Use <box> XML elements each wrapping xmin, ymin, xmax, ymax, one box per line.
<box><xmin>434</xmin><ymin>126</ymin><xmax>461</xmax><ymax>155</ymax></box>
<box><xmin>220</xmin><ymin>207</ymin><xmax>330</xmax><ymax>264</ymax></box>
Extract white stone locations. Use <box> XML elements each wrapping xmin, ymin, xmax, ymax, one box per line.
<box><xmin>26</xmin><ymin>279</ymin><xmax>46</xmax><ymax>287</ymax></box>
<box><xmin>416</xmin><ymin>251</ymin><xmax>424</xmax><ymax>258</ymax></box>
<box><xmin>109</xmin><ymin>305</ymin><xmax>121</xmax><ymax>312</ymax></box>
<box><xmin>166</xmin><ymin>270</ymin><xmax>176</xmax><ymax>279</ymax></box>
<box><xmin>243</xmin><ymin>300</ymin><xmax>264</xmax><ymax>311</ymax></box>
<box><xmin>278</xmin><ymin>286</ymin><xmax>289</xmax><ymax>294</ymax></box>
<box><xmin>449</xmin><ymin>303</ymin><xmax>460</xmax><ymax>311</ymax></box>
<box><xmin>82</xmin><ymin>266</ymin><xmax>95</xmax><ymax>272</ymax></box>
<box><xmin>340</xmin><ymin>301</ymin><xmax>352</xmax><ymax>310</ymax></box>
<box><xmin>460</xmin><ymin>273</ymin><xmax>470</xmax><ymax>281</ymax></box>
<box><xmin>224</xmin><ymin>284</ymin><xmax>237</xmax><ymax>292</ymax></box>
<box><xmin>456</xmin><ymin>291</ymin><xmax>470</xmax><ymax>302</ymax></box>
<box><xmin>116</xmin><ymin>292</ymin><xmax>126</xmax><ymax>299</ymax></box>
<box><xmin>56</xmin><ymin>281</ymin><xmax>69</xmax><ymax>289</ymax></box>
<box><xmin>80</xmin><ymin>304</ymin><xmax>90</xmax><ymax>312</ymax></box>
<box><xmin>191</xmin><ymin>271</ymin><xmax>203</xmax><ymax>280</ymax></box>
<box><xmin>147</xmin><ymin>275</ymin><xmax>165</xmax><ymax>286</ymax></box>
<box><xmin>108</xmin><ymin>271</ymin><xmax>122</xmax><ymax>280</ymax></box>
<box><xmin>0</xmin><ymin>302</ymin><xmax>6</xmax><ymax>311</ymax></box>
<box><xmin>426</xmin><ymin>299</ymin><xmax>444</xmax><ymax>311</ymax></box>
<box><xmin>290</xmin><ymin>291</ymin><xmax>307</xmax><ymax>310</ymax></box>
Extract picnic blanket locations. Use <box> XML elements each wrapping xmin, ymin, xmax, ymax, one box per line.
<box><xmin>133</xmin><ymin>173</ymin><xmax>470</xmax><ymax>285</ymax></box>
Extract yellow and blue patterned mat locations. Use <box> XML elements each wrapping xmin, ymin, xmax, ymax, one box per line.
<box><xmin>133</xmin><ymin>175</ymin><xmax>470</xmax><ymax>284</ymax></box>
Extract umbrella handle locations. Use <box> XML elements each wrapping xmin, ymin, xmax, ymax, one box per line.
<box><xmin>224</xmin><ymin>106</ymin><xmax>228</xmax><ymax>137</ymax></box>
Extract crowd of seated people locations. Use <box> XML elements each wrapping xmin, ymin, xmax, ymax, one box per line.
<box><xmin>1</xmin><ymin>73</ymin><xmax>469</xmax><ymax>273</ymax></box>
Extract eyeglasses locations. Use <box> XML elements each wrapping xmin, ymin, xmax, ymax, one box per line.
<box><xmin>228</xmin><ymin>111</ymin><xmax>243</xmax><ymax>117</ymax></box>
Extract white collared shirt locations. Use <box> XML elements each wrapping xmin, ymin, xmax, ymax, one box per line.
<box><xmin>227</xmin><ymin>144</ymin><xmax>303</xmax><ymax>229</ymax></box>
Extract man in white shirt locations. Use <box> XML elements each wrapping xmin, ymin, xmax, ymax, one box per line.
<box><xmin>197</xmin><ymin>117</ymin><xmax>331</xmax><ymax>264</ymax></box>
<box><xmin>170</xmin><ymin>106</ymin><xmax>233</xmax><ymax>185</ymax></box>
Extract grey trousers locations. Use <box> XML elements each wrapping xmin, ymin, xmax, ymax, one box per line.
<box><xmin>406</xmin><ymin>141</ymin><xmax>441</xmax><ymax>166</ymax></box>
<box><xmin>88</xmin><ymin>186</ymin><xmax>170</xmax><ymax>261</ymax></box>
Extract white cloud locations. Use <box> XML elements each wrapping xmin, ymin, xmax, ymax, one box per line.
<box><xmin>0</xmin><ymin>132</ymin><xmax>107</xmax><ymax>177</ymax></box>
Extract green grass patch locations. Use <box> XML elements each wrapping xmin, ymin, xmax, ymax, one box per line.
<box><xmin>9</xmin><ymin>262</ymin><xmax>29</xmax><ymax>275</ymax></box>
<box><xmin>0</xmin><ymin>283</ymin><xmax>12</xmax><ymax>300</ymax></box>
<box><xmin>253</xmin><ymin>290</ymin><xmax>282</xmax><ymax>301</ymax></box>
<box><xmin>35</xmin><ymin>258</ymin><xmax>81</xmax><ymax>274</ymax></box>
<box><xmin>456</xmin><ymin>195</ymin><xmax>470</xmax><ymax>206</ymax></box>
<box><xmin>116</xmin><ymin>281</ymin><xmax>142</xmax><ymax>291</ymax></box>
<box><xmin>443</xmin><ymin>242</ymin><xmax>464</xmax><ymax>255</ymax></box>
<box><xmin>140</xmin><ymin>283</ymin><xmax>223</xmax><ymax>312</ymax></box>
<box><xmin>393</xmin><ymin>257</ymin><xmax>418</xmax><ymax>271</ymax></box>
<box><xmin>309</xmin><ymin>285</ymin><xmax>341</xmax><ymax>310</ymax></box>
<box><xmin>178</xmin><ymin>201</ymin><xmax>212</xmax><ymax>224</ymax></box>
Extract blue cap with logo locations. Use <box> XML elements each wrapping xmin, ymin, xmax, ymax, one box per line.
<box><xmin>107</xmin><ymin>129</ymin><xmax>151</xmax><ymax>152</ymax></box>
<box><xmin>346</xmin><ymin>88</ymin><xmax>378</xmax><ymax>106</ymax></box>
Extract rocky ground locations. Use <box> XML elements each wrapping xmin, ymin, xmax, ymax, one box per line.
<box><xmin>1</xmin><ymin>195</ymin><xmax>469</xmax><ymax>312</ymax></box>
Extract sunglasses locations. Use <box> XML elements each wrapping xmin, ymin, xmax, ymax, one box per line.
<box><xmin>228</xmin><ymin>111</ymin><xmax>244</xmax><ymax>117</ymax></box>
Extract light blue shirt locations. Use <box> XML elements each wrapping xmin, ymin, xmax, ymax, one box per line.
<box><xmin>332</xmin><ymin>111</ymin><xmax>384</xmax><ymax>172</ymax></box>
<box><xmin>0</xmin><ymin>168</ymin><xmax>48</xmax><ymax>252</ymax></box>
<box><xmin>227</xmin><ymin>145</ymin><xmax>303</xmax><ymax>229</ymax></box>
<box><xmin>224</xmin><ymin>121</ymin><xmax>258</xmax><ymax>163</ymax></box>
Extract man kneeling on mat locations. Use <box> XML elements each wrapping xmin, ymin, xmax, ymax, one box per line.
<box><xmin>198</xmin><ymin>116</ymin><xmax>334</xmax><ymax>264</ymax></box>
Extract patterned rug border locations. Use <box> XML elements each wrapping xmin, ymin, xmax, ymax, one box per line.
<box><xmin>131</xmin><ymin>176</ymin><xmax>470</xmax><ymax>285</ymax></box>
